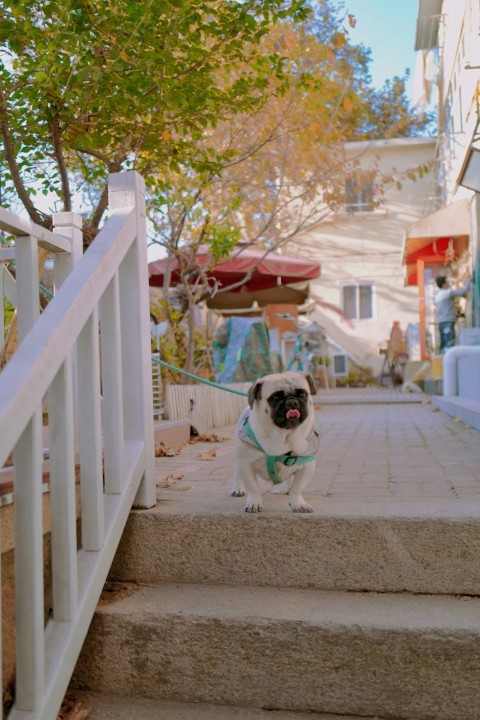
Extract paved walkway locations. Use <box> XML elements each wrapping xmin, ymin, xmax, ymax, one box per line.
<box><xmin>155</xmin><ymin>389</ymin><xmax>480</xmax><ymax>513</ymax></box>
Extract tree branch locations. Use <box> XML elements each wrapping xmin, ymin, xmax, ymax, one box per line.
<box><xmin>0</xmin><ymin>80</ymin><xmax>46</xmax><ymax>226</ymax></box>
<box><xmin>48</xmin><ymin>113</ymin><xmax>72</xmax><ymax>211</ymax></box>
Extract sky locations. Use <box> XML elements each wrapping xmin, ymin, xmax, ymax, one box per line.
<box><xmin>343</xmin><ymin>0</ymin><xmax>419</xmax><ymax>99</ymax></box>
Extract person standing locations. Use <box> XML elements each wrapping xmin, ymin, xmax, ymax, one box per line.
<box><xmin>434</xmin><ymin>275</ymin><xmax>471</xmax><ymax>353</ymax></box>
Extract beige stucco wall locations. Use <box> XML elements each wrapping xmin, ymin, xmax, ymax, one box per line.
<box><xmin>288</xmin><ymin>138</ymin><xmax>437</xmax><ymax>374</ymax></box>
<box><xmin>437</xmin><ymin>0</ymin><xmax>480</xmax><ymax>205</ymax></box>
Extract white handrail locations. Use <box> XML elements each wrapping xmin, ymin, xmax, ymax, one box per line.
<box><xmin>0</xmin><ymin>171</ymin><xmax>155</xmax><ymax>720</ymax></box>
<box><xmin>0</xmin><ymin>207</ymin><xmax>72</xmax><ymax>253</ymax></box>
<box><xmin>0</xmin><ymin>209</ymin><xmax>135</xmax><ymax>463</ymax></box>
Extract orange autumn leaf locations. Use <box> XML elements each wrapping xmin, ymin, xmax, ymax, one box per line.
<box><xmin>343</xmin><ymin>95</ymin><xmax>354</xmax><ymax>113</ymax></box>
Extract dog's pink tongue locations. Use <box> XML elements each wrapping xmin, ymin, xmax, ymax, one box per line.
<box><xmin>286</xmin><ymin>409</ymin><xmax>300</xmax><ymax>419</ymax></box>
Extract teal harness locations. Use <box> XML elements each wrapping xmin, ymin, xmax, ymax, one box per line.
<box><xmin>243</xmin><ymin>417</ymin><xmax>316</xmax><ymax>485</ymax></box>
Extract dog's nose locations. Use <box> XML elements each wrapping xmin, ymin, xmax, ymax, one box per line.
<box><xmin>286</xmin><ymin>397</ymin><xmax>300</xmax><ymax>409</ymax></box>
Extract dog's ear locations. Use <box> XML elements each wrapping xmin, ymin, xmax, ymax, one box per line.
<box><xmin>304</xmin><ymin>373</ymin><xmax>317</xmax><ymax>396</ymax></box>
<box><xmin>248</xmin><ymin>379</ymin><xmax>263</xmax><ymax>408</ymax></box>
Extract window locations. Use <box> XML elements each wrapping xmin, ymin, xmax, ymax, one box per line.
<box><xmin>345</xmin><ymin>172</ymin><xmax>375</xmax><ymax>213</ymax></box>
<box><xmin>333</xmin><ymin>354</ymin><xmax>347</xmax><ymax>376</ymax></box>
<box><xmin>342</xmin><ymin>283</ymin><xmax>375</xmax><ymax>320</ymax></box>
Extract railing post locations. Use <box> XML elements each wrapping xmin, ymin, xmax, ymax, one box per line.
<box><xmin>52</xmin><ymin>212</ymin><xmax>83</xmax><ymax>289</ymax></box>
<box><xmin>15</xmin><ymin>235</ymin><xmax>40</xmax><ymax>341</ymax></box>
<box><xmin>108</xmin><ymin>171</ymin><xmax>155</xmax><ymax>508</ymax></box>
<box><xmin>13</xmin><ymin>233</ymin><xmax>45</xmax><ymax>709</ymax></box>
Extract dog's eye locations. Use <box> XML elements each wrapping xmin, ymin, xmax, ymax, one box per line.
<box><xmin>295</xmin><ymin>390</ymin><xmax>308</xmax><ymax>398</ymax></box>
<box><xmin>270</xmin><ymin>391</ymin><xmax>285</xmax><ymax>402</ymax></box>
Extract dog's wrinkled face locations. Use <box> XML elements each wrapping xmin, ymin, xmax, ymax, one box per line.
<box><xmin>267</xmin><ymin>386</ymin><xmax>309</xmax><ymax>429</ymax></box>
<box><xmin>248</xmin><ymin>371</ymin><xmax>316</xmax><ymax>430</ymax></box>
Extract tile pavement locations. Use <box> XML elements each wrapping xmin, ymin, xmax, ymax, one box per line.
<box><xmin>155</xmin><ymin>391</ymin><xmax>480</xmax><ymax>509</ymax></box>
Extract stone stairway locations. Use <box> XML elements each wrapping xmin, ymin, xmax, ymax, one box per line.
<box><xmin>71</xmin><ymin>501</ymin><xmax>480</xmax><ymax>720</ymax></box>
<box><xmin>70</xmin><ymin>399</ymin><xmax>480</xmax><ymax>720</ymax></box>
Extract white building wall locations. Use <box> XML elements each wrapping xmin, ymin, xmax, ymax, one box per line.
<box><xmin>437</xmin><ymin>0</ymin><xmax>479</xmax><ymax>204</ymax></box>
<box><xmin>288</xmin><ymin>138</ymin><xmax>436</xmax><ymax>375</ymax></box>
<box><xmin>426</xmin><ymin>0</ymin><xmax>480</xmax><ymax>326</ymax></box>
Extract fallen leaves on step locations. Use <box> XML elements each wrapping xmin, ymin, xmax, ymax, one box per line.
<box><xmin>190</xmin><ymin>432</ymin><xmax>231</xmax><ymax>443</ymax></box>
<box><xmin>3</xmin><ymin>676</ymin><xmax>89</xmax><ymax>720</ymax></box>
<box><xmin>155</xmin><ymin>442</ymin><xmax>180</xmax><ymax>457</ymax></box>
<box><xmin>199</xmin><ymin>447</ymin><xmax>217</xmax><ymax>461</ymax></box>
<box><xmin>99</xmin><ymin>581</ymin><xmax>146</xmax><ymax>606</ymax></box>
<box><xmin>57</xmin><ymin>693</ymin><xmax>91</xmax><ymax>720</ymax></box>
<box><xmin>157</xmin><ymin>472</ymin><xmax>184</xmax><ymax>487</ymax></box>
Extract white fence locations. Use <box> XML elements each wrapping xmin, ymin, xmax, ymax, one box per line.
<box><xmin>151</xmin><ymin>352</ymin><xmax>165</xmax><ymax>420</ymax></box>
<box><xmin>0</xmin><ymin>172</ymin><xmax>155</xmax><ymax>720</ymax></box>
<box><xmin>166</xmin><ymin>382</ymin><xmax>249</xmax><ymax>429</ymax></box>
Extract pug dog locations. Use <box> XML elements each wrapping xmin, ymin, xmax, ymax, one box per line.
<box><xmin>231</xmin><ymin>371</ymin><xmax>319</xmax><ymax>513</ymax></box>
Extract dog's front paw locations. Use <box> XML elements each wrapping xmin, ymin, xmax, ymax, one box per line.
<box><xmin>289</xmin><ymin>498</ymin><xmax>313</xmax><ymax>513</ymax></box>
<box><xmin>245</xmin><ymin>501</ymin><xmax>263</xmax><ymax>513</ymax></box>
<box><xmin>231</xmin><ymin>489</ymin><xmax>245</xmax><ymax>497</ymax></box>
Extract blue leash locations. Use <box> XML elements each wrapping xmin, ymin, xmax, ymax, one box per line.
<box><xmin>151</xmin><ymin>355</ymin><xmax>248</xmax><ymax>397</ymax></box>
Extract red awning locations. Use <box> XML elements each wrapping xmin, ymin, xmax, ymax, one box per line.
<box><xmin>403</xmin><ymin>200</ymin><xmax>470</xmax><ymax>286</ymax></box>
<box><xmin>148</xmin><ymin>244</ymin><xmax>321</xmax><ymax>308</ymax></box>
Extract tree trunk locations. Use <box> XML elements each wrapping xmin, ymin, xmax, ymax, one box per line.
<box><xmin>185</xmin><ymin>296</ymin><xmax>197</xmax><ymax>375</ymax></box>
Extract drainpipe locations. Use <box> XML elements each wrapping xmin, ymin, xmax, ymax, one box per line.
<box><xmin>443</xmin><ymin>346</ymin><xmax>480</xmax><ymax>396</ymax></box>
<box><xmin>417</xmin><ymin>259</ymin><xmax>429</xmax><ymax>360</ymax></box>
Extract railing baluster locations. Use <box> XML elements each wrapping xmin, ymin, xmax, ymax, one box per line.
<box><xmin>118</xmin><ymin>245</ymin><xmax>141</xmax><ymax>441</ymax></box>
<box><xmin>99</xmin><ymin>272</ymin><xmax>125</xmax><ymax>493</ymax></box>
<box><xmin>48</xmin><ymin>357</ymin><xmax>78</xmax><ymax>620</ymax></box>
<box><xmin>52</xmin><ymin>212</ymin><xmax>84</xmax><ymax>462</ymax></box>
<box><xmin>14</xmin><ymin>409</ymin><xmax>45</xmax><ymax>710</ymax></box>
<box><xmin>77</xmin><ymin>308</ymin><xmax>104</xmax><ymax>551</ymax></box>
<box><xmin>15</xmin><ymin>235</ymin><xmax>39</xmax><ymax>341</ymax></box>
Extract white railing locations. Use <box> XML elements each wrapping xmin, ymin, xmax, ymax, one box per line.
<box><xmin>0</xmin><ymin>171</ymin><xmax>155</xmax><ymax>720</ymax></box>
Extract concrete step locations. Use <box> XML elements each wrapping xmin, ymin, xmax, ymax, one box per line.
<box><xmin>154</xmin><ymin>420</ymin><xmax>191</xmax><ymax>448</ymax></box>
<box><xmin>74</xmin><ymin>691</ymin><xmax>394</xmax><ymax>720</ymax></box>
<box><xmin>432</xmin><ymin>395</ymin><xmax>480</xmax><ymax>431</ymax></box>
<box><xmin>109</xmin><ymin>501</ymin><xmax>480</xmax><ymax>594</ymax></box>
<box><xmin>72</xmin><ymin>582</ymin><xmax>480</xmax><ymax>720</ymax></box>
